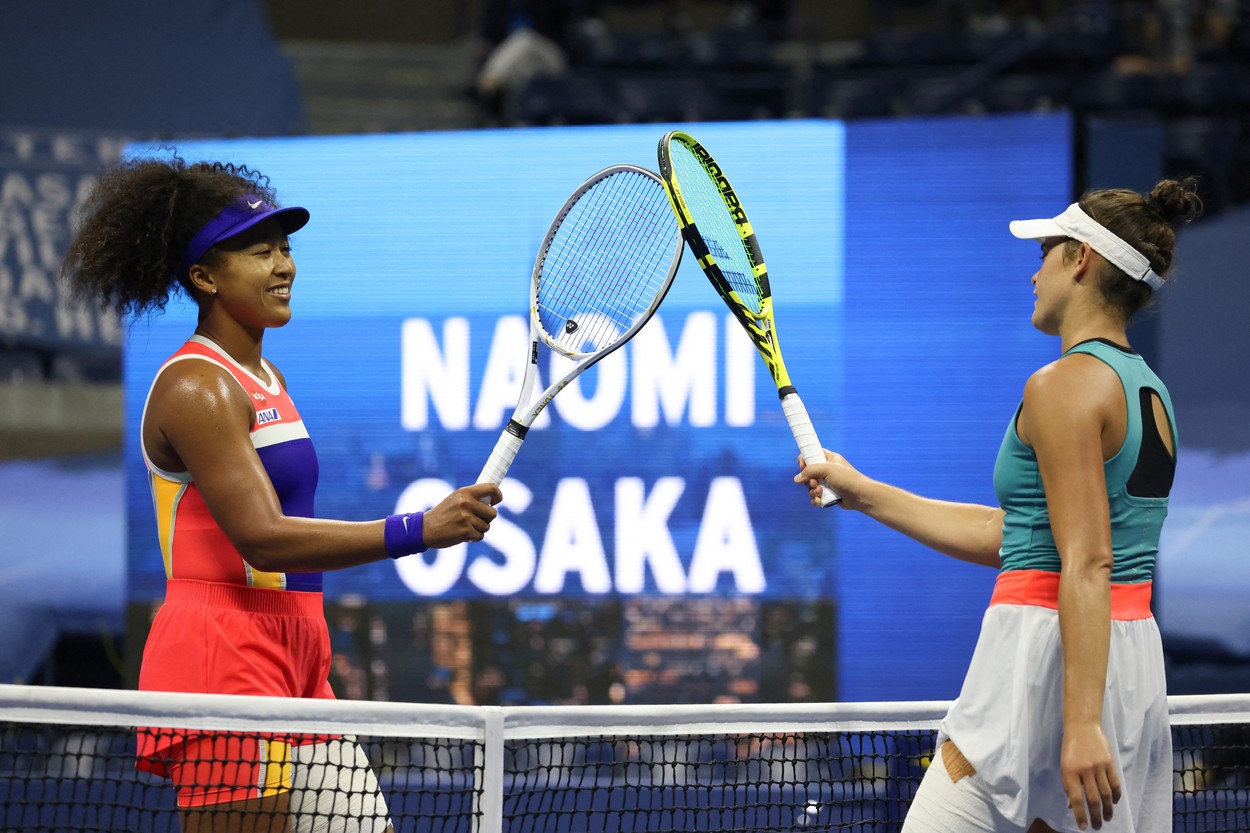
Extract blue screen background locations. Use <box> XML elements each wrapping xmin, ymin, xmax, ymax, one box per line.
<box><xmin>125</xmin><ymin>114</ymin><xmax>1069</xmax><ymax>701</ymax></box>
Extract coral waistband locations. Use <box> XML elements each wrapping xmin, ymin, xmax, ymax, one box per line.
<box><xmin>163</xmin><ymin>578</ymin><xmax>325</xmax><ymax>618</ymax></box>
<box><xmin>990</xmin><ymin>569</ymin><xmax>1152</xmax><ymax>621</ymax></box>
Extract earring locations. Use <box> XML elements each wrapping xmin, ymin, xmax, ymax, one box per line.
<box><xmin>211</xmin><ymin>289</ymin><xmax>218</xmax><ymax>295</ymax></box>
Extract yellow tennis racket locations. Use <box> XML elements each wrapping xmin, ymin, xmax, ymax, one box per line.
<box><xmin>658</xmin><ymin>131</ymin><xmax>839</xmax><ymax>506</ymax></box>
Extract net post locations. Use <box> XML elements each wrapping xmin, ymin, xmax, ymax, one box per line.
<box><xmin>475</xmin><ymin>706</ymin><xmax>505</xmax><ymax>833</ymax></box>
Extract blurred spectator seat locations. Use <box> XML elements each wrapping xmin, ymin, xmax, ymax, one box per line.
<box><xmin>1072</xmin><ymin>68</ymin><xmax>1165</xmax><ymax>111</ymax></box>
<box><xmin>614</xmin><ymin>72</ymin><xmax>719</xmax><ymax>123</ymax></box>
<box><xmin>1165</xmin><ymin>116</ymin><xmax>1242</xmax><ymax>211</ymax></box>
<box><xmin>979</xmin><ymin>72</ymin><xmax>1076</xmax><ymax>113</ymax></box>
<box><xmin>853</xmin><ymin>27</ymin><xmax>948</xmax><ymax>67</ymax></box>
<box><xmin>573</xmin><ymin>29</ymin><xmax>679</xmax><ymax>68</ymax></box>
<box><xmin>508</xmin><ymin>72</ymin><xmax>620</xmax><ymax>125</ymax></box>
<box><xmin>811</xmin><ymin>69</ymin><xmax>904</xmax><ymax>119</ymax></box>
<box><xmin>685</xmin><ymin>28</ymin><xmax>776</xmax><ymax>70</ymax></box>
<box><xmin>615</xmin><ymin>68</ymin><xmax>790</xmax><ymax>122</ymax></box>
<box><xmin>1157</xmin><ymin>64</ymin><xmax>1250</xmax><ymax>116</ymax></box>
<box><xmin>898</xmin><ymin>68</ymin><xmax>984</xmax><ymax>115</ymax></box>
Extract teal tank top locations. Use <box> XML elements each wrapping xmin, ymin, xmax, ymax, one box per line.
<box><xmin>992</xmin><ymin>339</ymin><xmax>1177</xmax><ymax>582</ymax></box>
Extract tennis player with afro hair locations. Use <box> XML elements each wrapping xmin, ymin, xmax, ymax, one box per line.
<box><xmin>64</xmin><ymin>154</ymin><xmax>503</xmax><ymax>833</ymax></box>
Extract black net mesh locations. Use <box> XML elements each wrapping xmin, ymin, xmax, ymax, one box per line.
<box><xmin>505</xmin><ymin>731</ymin><xmax>932</xmax><ymax>833</ymax></box>
<box><xmin>0</xmin><ymin>723</ymin><xmax>481</xmax><ymax>832</ymax></box>
<box><xmin>0</xmin><ymin>717</ymin><xmax>1245</xmax><ymax>832</ymax></box>
<box><xmin>1172</xmin><ymin>724</ymin><xmax>1250</xmax><ymax>833</ymax></box>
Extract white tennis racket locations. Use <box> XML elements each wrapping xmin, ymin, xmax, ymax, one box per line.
<box><xmin>476</xmin><ymin>164</ymin><xmax>683</xmax><ymax>498</ymax></box>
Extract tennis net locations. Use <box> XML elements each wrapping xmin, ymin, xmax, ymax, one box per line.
<box><xmin>1</xmin><ymin>684</ymin><xmax>1247</xmax><ymax>832</ymax></box>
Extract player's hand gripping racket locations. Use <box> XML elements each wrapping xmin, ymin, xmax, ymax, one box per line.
<box><xmin>657</xmin><ymin>131</ymin><xmax>839</xmax><ymax>506</ymax></box>
<box><xmin>476</xmin><ymin>164</ymin><xmax>683</xmax><ymax>499</ymax></box>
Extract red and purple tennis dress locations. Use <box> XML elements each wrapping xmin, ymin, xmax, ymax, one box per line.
<box><xmin>136</xmin><ymin>335</ymin><xmax>333</xmax><ymax>806</ymax></box>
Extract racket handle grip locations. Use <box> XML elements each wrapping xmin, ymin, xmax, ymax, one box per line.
<box><xmin>781</xmin><ymin>392</ymin><xmax>841</xmax><ymax>507</ymax></box>
<box><xmin>477</xmin><ymin>422</ymin><xmax>526</xmax><ymax>504</ymax></box>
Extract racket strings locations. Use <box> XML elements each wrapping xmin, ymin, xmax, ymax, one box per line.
<box><xmin>537</xmin><ymin>169</ymin><xmax>676</xmax><ymax>356</ymax></box>
<box><xmin>668</xmin><ymin>144</ymin><xmax>764</xmax><ymax>315</ymax></box>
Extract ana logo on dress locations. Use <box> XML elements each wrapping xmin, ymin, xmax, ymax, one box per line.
<box><xmin>256</xmin><ymin>408</ymin><xmax>281</xmax><ymax>425</ymax></box>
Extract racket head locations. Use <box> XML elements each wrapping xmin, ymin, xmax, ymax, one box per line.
<box><xmin>531</xmin><ymin>164</ymin><xmax>683</xmax><ymax>359</ymax></box>
<box><xmin>658</xmin><ymin>133</ymin><xmax>837</xmax><ymax>508</ymax></box>
<box><xmin>657</xmin><ymin>131</ymin><xmax>770</xmax><ymax>318</ymax></box>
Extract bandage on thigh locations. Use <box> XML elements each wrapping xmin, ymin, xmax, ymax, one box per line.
<box><xmin>942</xmin><ymin>739</ymin><xmax>976</xmax><ymax>783</ymax></box>
<box><xmin>902</xmin><ymin>743</ymin><xmax>1015</xmax><ymax>833</ymax></box>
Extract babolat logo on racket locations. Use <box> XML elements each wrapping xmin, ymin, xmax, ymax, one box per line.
<box><xmin>690</xmin><ymin>143</ymin><xmax>748</xmax><ymax>226</ymax></box>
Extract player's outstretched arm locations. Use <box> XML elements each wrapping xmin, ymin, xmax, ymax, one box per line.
<box><xmin>795</xmin><ymin>451</ymin><xmax>1003</xmax><ymax>567</ymax></box>
<box><xmin>152</xmin><ymin>361</ymin><xmax>503</xmax><ymax>571</ymax></box>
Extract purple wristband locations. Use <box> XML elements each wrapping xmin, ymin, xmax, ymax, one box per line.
<box><xmin>384</xmin><ymin>512</ymin><xmax>426</xmax><ymax>558</ymax></box>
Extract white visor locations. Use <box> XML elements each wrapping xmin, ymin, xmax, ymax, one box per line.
<box><xmin>1009</xmin><ymin>203</ymin><xmax>1164</xmax><ymax>290</ymax></box>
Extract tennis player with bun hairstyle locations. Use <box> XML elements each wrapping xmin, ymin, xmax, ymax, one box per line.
<box><xmin>797</xmin><ymin>178</ymin><xmax>1201</xmax><ymax>833</ymax></box>
<box><xmin>63</xmin><ymin>155</ymin><xmax>503</xmax><ymax>833</ymax></box>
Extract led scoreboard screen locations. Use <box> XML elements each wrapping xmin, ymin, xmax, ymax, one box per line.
<box><xmin>124</xmin><ymin>115</ymin><xmax>1069</xmax><ymax>703</ymax></box>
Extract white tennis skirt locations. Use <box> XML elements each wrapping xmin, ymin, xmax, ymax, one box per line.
<box><xmin>937</xmin><ymin>598</ymin><xmax>1172</xmax><ymax>833</ymax></box>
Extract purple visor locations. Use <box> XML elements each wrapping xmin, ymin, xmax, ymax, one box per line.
<box><xmin>181</xmin><ymin>195</ymin><xmax>310</xmax><ymax>277</ymax></box>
